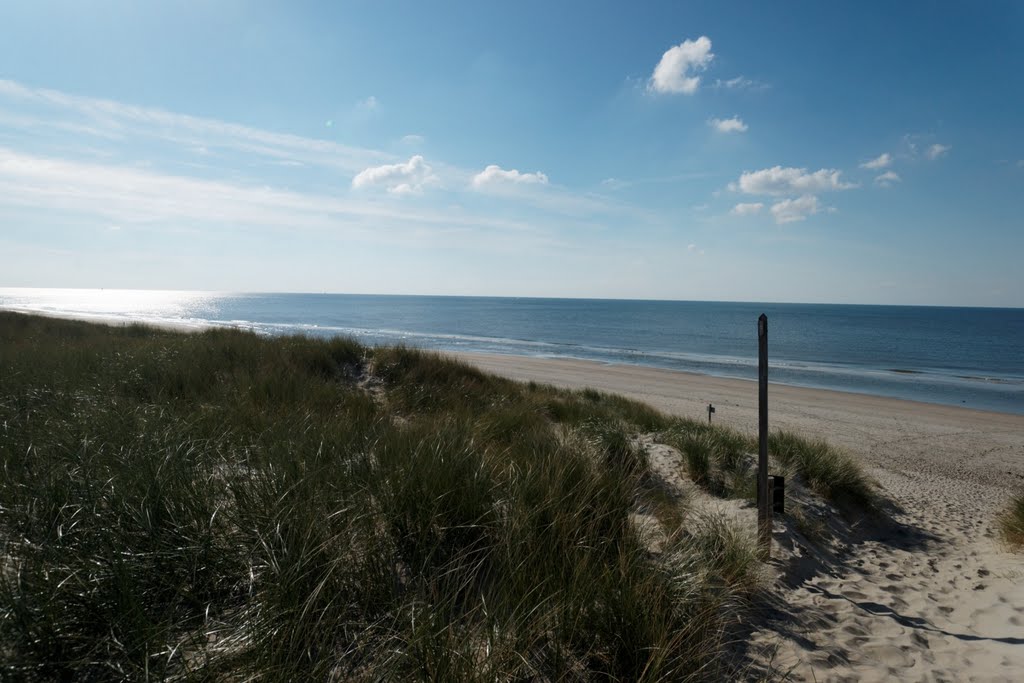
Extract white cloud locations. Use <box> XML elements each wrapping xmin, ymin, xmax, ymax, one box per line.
<box><xmin>712</xmin><ymin>76</ymin><xmax>756</xmax><ymax>89</ymax></box>
<box><xmin>731</xmin><ymin>202</ymin><xmax>764</xmax><ymax>216</ymax></box>
<box><xmin>860</xmin><ymin>153</ymin><xmax>892</xmax><ymax>170</ymax></box>
<box><xmin>0</xmin><ymin>79</ymin><xmax>390</xmax><ymax>173</ymax></box>
<box><xmin>708</xmin><ymin>116</ymin><xmax>747</xmax><ymax>133</ymax></box>
<box><xmin>926</xmin><ymin>143</ymin><xmax>951</xmax><ymax>160</ymax></box>
<box><xmin>874</xmin><ymin>170</ymin><xmax>901</xmax><ymax>187</ymax></box>
<box><xmin>687</xmin><ymin>243</ymin><xmax>705</xmax><ymax>255</ymax></box>
<box><xmin>770</xmin><ymin>195</ymin><xmax>821</xmax><ymax>224</ymax></box>
<box><xmin>0</xmin><ymin>79</ymin><xmax>647</xmax><ymax>235</ymax></box>
<box><xmin>471</xmin><ymin>164</ymin><xmax>549</xmax><ymax>189</ymax></box>
<box><xmin>358</xmin><ymin>95</ymin><xmax>379</xmax><ymax>110</ymax></box>
<box><xmin>600</xmin><ymin>177</ymin><xmax>630</xmax><ymax>191</ymax></box>
<box><xmin>0</xmin><ymin>148</ymin><xmax>542</xmax><ymax>239</ymax></box>
<box><xmin>648</xmin><ymin>36</ymin><xmax>714</xmax><ymax>95</ymax></box>
<box><xmin>352</xmin><ymin>155</ymin><xmax>439</xmax><ymax>195</ymax></box>
<box><xmin>400</xmin><ymin>134</ymin><xmax>425</xmax><ymax>145</ymax></box>
<box><xmin>732</xmin><ymin>166</ymin><xmax>857</xmax><ymax>195</ymax></box>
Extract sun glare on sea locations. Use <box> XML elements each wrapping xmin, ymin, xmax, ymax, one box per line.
<box><xmin>0</xmin><ymin>287</ymin><xmax>222</xmax><ymax>322</ymax></box>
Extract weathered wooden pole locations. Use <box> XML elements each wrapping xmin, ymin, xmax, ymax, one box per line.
<box><xmin>757</xmin><ymin>314</ymin><xmax>771</xmax><ymax>555</ymax></box>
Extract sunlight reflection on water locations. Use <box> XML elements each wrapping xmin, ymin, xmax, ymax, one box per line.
<box><xmin>0</xmin><ymin>288</ymin><xmax>223</xmax><ymax>325</ymax></box>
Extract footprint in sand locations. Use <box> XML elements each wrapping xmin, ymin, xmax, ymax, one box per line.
<box><xmin>864</xmin><ymin>644</ymin><xmax>915</xmax><ymax>669</ymax></box>
<box><xmin>843</xmin><ymin>623</ymin><xmax>870</xmax><ymax>636</ymax></box>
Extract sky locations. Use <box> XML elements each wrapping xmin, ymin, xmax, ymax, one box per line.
<box><xmin>1</xmin><ymin>1</ymin><xmax>1022</xmax><ymax>306</ymax></box>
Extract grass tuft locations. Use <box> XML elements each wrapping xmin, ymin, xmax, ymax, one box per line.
<box><xmin>998</xmin><ymin>491</ymin><xmax>1024</xmax><ymax>548</ymax></box>
<box><xmin>663</xmin><ymin>423</ymin><xmax>755</xmax><ymax>500</ymax></box>
<box><xmin>768</xmin><ymin>430</ymin><xmax>875</xmax><ymax>508</ymax></box>
<box><xmin>660</xmin><ymin>420</ymin><xmax>874</xmax><ymax>512</ymax></box>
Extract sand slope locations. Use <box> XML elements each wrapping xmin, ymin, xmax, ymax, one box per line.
<box><xmin>456</xmin><ymin>353</ymin><xmax>1024</xmax><ymax>682</ymax></box>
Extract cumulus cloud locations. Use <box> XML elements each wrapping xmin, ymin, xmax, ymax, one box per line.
<box><xmin>351</xmin><ymin>155</ymin><xmax>439</xmax><ymax>195</ymax></box>
<box><xmin>471</xmin><ymin>164</ymin><xmax>549</xmax><ymax>189</ymax></box>
<box><xmin>860</xmin><ymin>153</ymin><xmax>892</xmax><ymax>170</ymax></box>
<box><xmin>648</xmin><ymin>36</ymin><xmax>714</xmax><ymax>95</ymax></box>
<box><xmin>874</xmin><ymin>170</ymin><xmax>901</xmax><ymax>187</ymax></box>
<box><xmin>926</xmin><ymin>143</ymin><xmax>951</xmax><ymax>160</ymax></box>
<box><xmin>731</xmin><ymin>202</ymin><xmax>764</xmax><ymax>216</ymax></box>
<box><xmin>708</xmin><ymin>116</ymin><xmax>747</xmax><ymax>133</ymax></box>
<box><xmin>732</xmin><ymin>166</ymin><xmax>857</xmax><ymax>195</ymax></box>
<box><xmin>770</xmin><ymin>195</ymin><xmax>820</xmax><ymax>224</ymax></box>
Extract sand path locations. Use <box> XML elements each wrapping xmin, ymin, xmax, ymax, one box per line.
<box><xmin>455</xmin><ymin>353</ymin><xmax>1024</xmax><ymax>682</ymax></box>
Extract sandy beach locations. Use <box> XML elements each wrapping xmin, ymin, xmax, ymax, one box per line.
<box><xmin>456</xmin><ymin>352</ymin><xmax>1024</xmax><ymax>682</ymax></box>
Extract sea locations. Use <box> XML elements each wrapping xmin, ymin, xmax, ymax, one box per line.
<box><xmin>1</xmin><ymin>288</ymin><xmax>1022</xmax><ymax>415</ymax></box>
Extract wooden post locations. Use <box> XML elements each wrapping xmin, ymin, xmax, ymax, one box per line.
<box><xmin>758</xmin><ymin>314</ymin><xmax>770</xmax><ymax>555</ymax></box>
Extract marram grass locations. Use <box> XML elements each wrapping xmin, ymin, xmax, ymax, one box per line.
<box><xmin>998</xmin><ymin>492</ymin><xmax>1024</xmax><ymax>548</ymax></box>
<box><xmin>1</xmin><ymin>312</ymin><xmax>772</xmax><ymax>680</ymax></box>
<box><xmin>660</xmin><ymin>419</ymin><xmax>875</xmax><ymax>509</ymax></box>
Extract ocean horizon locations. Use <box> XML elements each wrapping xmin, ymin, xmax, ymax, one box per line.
<box><xmin>2</xmin><ymin>287</ymin><xmax>1022</xmax><ymax>415</ymax></box>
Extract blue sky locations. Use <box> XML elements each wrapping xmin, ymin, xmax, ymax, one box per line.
<box><xmin>1</xmin><ymin>1</ymin><xmax>1022</xmax><ymax>306</ymax></box>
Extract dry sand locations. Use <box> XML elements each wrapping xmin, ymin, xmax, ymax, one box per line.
<box><xmin>456</xmin><ymin>352</ymin><xmax>1024</xmax><ymax>683</ymax></box>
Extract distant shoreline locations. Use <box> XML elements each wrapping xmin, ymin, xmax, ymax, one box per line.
<box><xmin>452</xmin><ymin>351</ymin><xmax>1024</xmax><ymax>425</ymax></box>
<box><xmin>2</xmin><ymin>305</ymin><xmax>1022</xmax><ymax>417</ymax></box>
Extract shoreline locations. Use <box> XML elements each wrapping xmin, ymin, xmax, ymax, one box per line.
<box><xmin>453</xmin><ymin>350</ymin><xmax>1024</xmax><ymax>495</ymax></box>
<box><xmin>453</xmin><ymin>350</ymin><xmax>1024</xmax><ymax>425</ymax></box>
<box><xmin>2</xmin><ymin>306</ymin><xmax>1021</xmax><ymax>417</ymax></box>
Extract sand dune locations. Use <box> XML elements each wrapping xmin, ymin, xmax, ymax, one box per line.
<box><xmin>455</xmin><ymin>352</ymin><xmax>1024</xmax><ymax>682</ymax></box>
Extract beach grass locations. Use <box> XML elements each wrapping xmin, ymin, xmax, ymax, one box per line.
<box><xmin>767</xmin><ymin>431</ymin><xmax>875</xmax><ymax>508</ymax></box>
<box><xmin>0</xmin><ymin>312</ymin><xmax>770</xmax><ymax>681</ymax></box>
<box><xmin>660</xmin><ymin>419</ymin><xmax>874</xmax><ymax>510</ymax></box>
<box><xmin>998</xmin><ymin>492</ymin><xmax>1024</xmax><ymax>548</ymax></box>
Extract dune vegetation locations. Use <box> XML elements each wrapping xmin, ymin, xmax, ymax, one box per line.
<box><xmin>0</xmin><ymin>312</ymin><xmax>871</xmax><ymax>680</ymax></box>
<box><xmin>998</xmin><ymin>493</ymin><xmax>1024</xmax><ymax>549</ymax></box>
<box><xmin>660</xmin><ymin>419</ymin><xmax>875</xmax><ymax>509</ymax></box>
